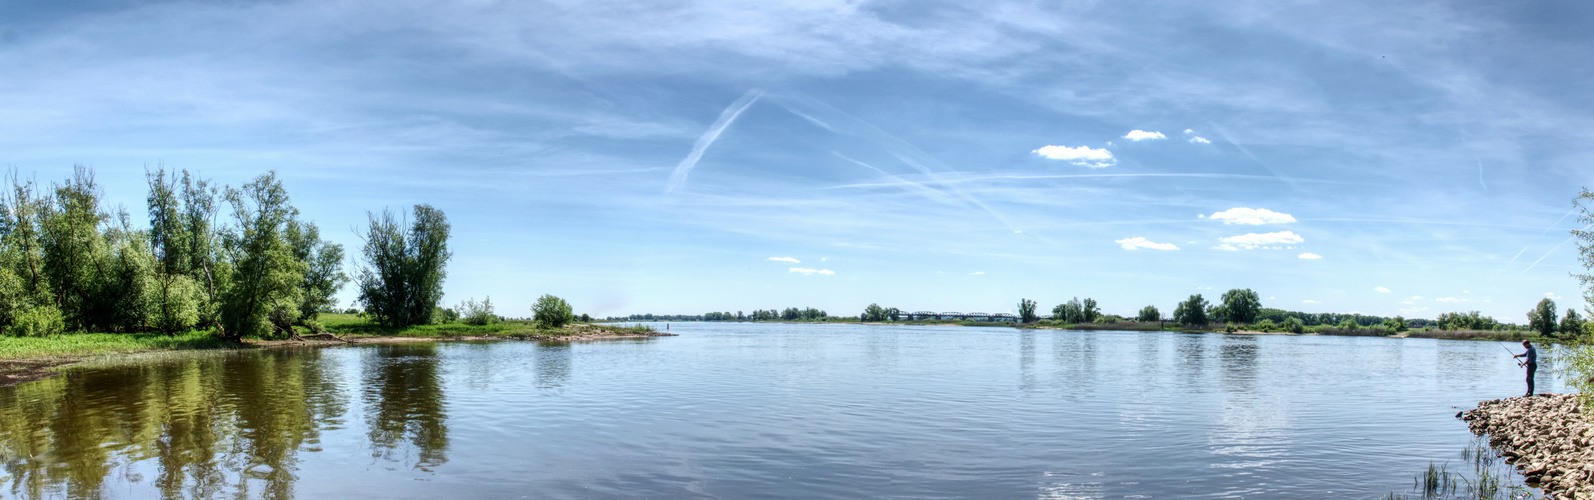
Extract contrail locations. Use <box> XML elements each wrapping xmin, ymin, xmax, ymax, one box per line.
<box><xmin>665</xmin><ymin>88</ymin><xmax>764</xmax><ymax>194</ymax></box>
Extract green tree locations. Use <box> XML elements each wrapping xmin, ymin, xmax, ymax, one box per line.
<box><xmin>1053</xmin><ymin>298</ymin><xmax>1085</xmax><ymax>323</ymax></box>
<box><xmin>1136</xmin><ymin>305</ymin><xmax>1160</xmax><ymax>322</ymax></box>
<box><xmin>1173</xmin><ymin>294</ymin><xmax>1209</xmax><ymax>327</ymax></box>
<box><xmin>217</xmin><ymin>172</ymin><xmax>307</xmax><ymax>340</ymax></box>
<box><xmin>1576</xmin><ymin>187</ymin><xmax>1594</xmax><ymax>319</ymax></box>
<box><xmin>1528</xmin><ymin>298</ymin><xmax>1558</xmax><ymax>337</ymax></box>
<box><xmin>1220</xmin><ymin>288</ymin><xmax>1262</xmax><ymax>324</ymax></box>
<box><xmin>1562</xmin><ymin>309</ymin><xmax>1585</xmax><ymax>338</ymax></box>
<box><xmin>285</xmin><ymin>220</ymin><xmax>347</xmax><ymax>322</ymax></box>
<box><xmin>1081</xmin><ymin>298</ymin><xmax>1100</xmax><ymax>323</ymax></box>
<box><xmin>862</xmin><ymin>303</ymin><xmax>887</xmax><ymax>322</ymax></box>
<box><xmin>1018</xmin><ymin>298</ymin><xmax>1037</xmax><ymax>323</ymax></box>
<box><xmin>1282</xmin><ymin>317</ymin><xmax>1306</xmax><ymax>333</ymax></box>
<box><xmin>355</xmin><ymin>205</ymin><xmax>452</xmax><ymax>328</ymax></box>
<box><xmin>39</xmin><ymin>167</ymin><xmax>110</xmax><ymax>331</ymax></box>
<box><xmin>455</xmin><ymin>296</ymin><xmax>497</xmax><ymax>325</ymax></box>
<box><xmin>532</xmin><ymin>294</ymin><xmax>573</xmax><ymax>329</ymax></box>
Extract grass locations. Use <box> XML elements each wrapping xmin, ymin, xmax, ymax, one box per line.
<box><xmin>0</xmin><ymin>330</ymin><xmax>237</xmax><ymax>360</ymax></box>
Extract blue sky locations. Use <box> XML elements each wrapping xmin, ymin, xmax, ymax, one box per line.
<box><xmin>3</xmin><ymin>0</ymin><xmax>1592</xmax><ymax>321</ymax></box>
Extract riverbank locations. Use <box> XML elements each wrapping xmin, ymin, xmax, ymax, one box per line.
<box><xmin>1461</xmin><ymin>394</ymin><xmax>1594</xmax><ymax>497</ymax></box>
<box><xmin>0</xmin><ymin>322</ymin><xmax>672</xmax><ymax>387</ymax></box>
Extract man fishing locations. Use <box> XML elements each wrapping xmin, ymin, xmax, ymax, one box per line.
<box><xmin>1512</xmin><ymin>340</ymin><xmax>1537</xmax><ymax>397</ymax></box>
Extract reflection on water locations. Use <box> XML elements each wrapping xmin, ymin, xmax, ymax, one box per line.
<box><xmin>0</xmin><ymin>349</ymin><xmax>348</xmax><ymax>499</ymax></box>
<box><xmin>0</xmin><ymin>327</ymin><xmax>1571</xmax><ymax>499</ymax></box>
<box><xmin>362</xmin><ymin>344</ymin><xmax>448</xmax><ymax>470</ymax></box>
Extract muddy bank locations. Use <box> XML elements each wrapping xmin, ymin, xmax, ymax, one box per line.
<box><xmin>1461</xmin><ymin>394</ymin><xmax>1594</xmax><ymax>498</ymax></box>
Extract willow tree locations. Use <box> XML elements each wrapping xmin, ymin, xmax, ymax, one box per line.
<box><xmin>285</xmin><ymin>219</ymin><xmax>346</xmax><ymax>322</ymax></box>
<box><xmin>356</xmin><ymin>204</ymin><xmax>450</xmax><ymax>328</ymax></box>
<box><xmin>217</xmin><ymin>172</ymin><xmax>306</xmax><ymax>340</ymax></box>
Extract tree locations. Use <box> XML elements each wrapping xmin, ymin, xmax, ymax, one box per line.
<box><xmin>1576</xmin><ymin>187</ymin><xmax>1594</xmax><ymax>319</ymax></box>
<box><xmin>355</xmin><ymin>204</ymin><xmax>452</xmax><ymax>328</ymax></box>
<box><xmin>217</xmin><ymin>172</ymin><xmax>307</xmax><ymax>339</ymax></box>
<box><xmin>1560</xmin><ymin>309</ymin><xmax>1584</xmax><ymax>337</ymax></box>
<box><xmin>1137</xmin><ymin>305</ymin><xmax>1160</xmax><ymax>322</ymax></box>
<box><xmin>1018</xmin><ymin>299</ymin><xmax>1037</xmax><ymax>323</ymax></box>
<box><xmin>284</xmin><ymin>220</ymin><xmax>347</xmax><ymax>322</ymax></box>
<box><xmin>1220</xmin><ymin>288</ymin><xmax>1262</xmax><ymax>324</ymax></box>
<box><xmin>1081</xmin><ymin>298</ymin><xmax>1100</xmax><ymax>323</ymax></box>
<box><xmin>1053</xmin><ymin>298</ymin><xmax>1085</xmax><ymax>323</ymax></box>
<box><xmin>532</xmin><ymin>294</ymin><xmax>573</xmax><ymax>329</ymax></box>
<box><xmin>1173</xmin><ymin>294</ymin><xmax>1210</xmax><ymax>327</ymax></box>
<box><xmin>862</xmin><ymin>303</ymin><xmax>887</xmax><ymax>322</ymax></box>
<box><xmin>1528</xmin><ymin>298</ymin><xmax>1558</xmax><ymax>337</ymax></box>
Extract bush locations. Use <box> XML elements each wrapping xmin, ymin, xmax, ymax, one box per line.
<box><xmin>456</xmin><ymin>296</ymin><xmax>497</xmax><ymax>326</ymax></box>
<box><xmin>1094</xmin><ymin>315</ymin><xmax>1118</xmax><ymax>324</ymax></box>
<box><xmin>1254</xmin><ymin>319</ymin><xmax>1277</xmax><ymax>332</ymax></box>
<box><xmin>12</xmin><ymin>305</ymin><xmax>64</xmax><ymax>337</ymax></box>
<box><xmin>1224</xmin><ymin>322</ymin><xmax>1239</xmax><ymax>333</ymax></box>
<box><xmin>531</xmin><ymin>294</ymin><xmax>573</xmax><ymax>329</ymax></box>
<box><xmin>1283</xmin><ymin>317</ymin><xmax>1306</xmax><ymax>334</ymax></box>
<box><xmin>302</xmin><ymin>318</ymin><xmax>327</xmax><ymax>333</ymax></box>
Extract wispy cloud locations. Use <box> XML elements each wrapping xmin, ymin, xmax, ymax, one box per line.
<box><xmin>1189</xmin><ymin>136</ymin><xmax>1211</xmax><ymax>144</ymax></box>
<box><xmin>1298</xmin><ymin>252</ymin><xmax>1322</xmax><ymax>259</ymax></box>
<box><xmin>1216</xmin><ymin>230</ymin><xmax>1304</xmax><ymax>250</ymax></box>
<box><xmin>789</xmin><ymin>267</ymin><xmax>834</xmax><ymax>276</ymax></box>
<box><xmin>665</xmin><ymin>88</ymin><xmax>764</xmax><ymax>193</ymax></box>
<box><xmin>1032</xmin><ymin>145</ymin><xmax>1115</xmax><ymax>168</ymax></box>
<box><xmin>768</xmin><ymin>256</ymin><xmax>800</xmax><ymax>263</ymax></box>
<box><xmin>1374</xmin><ymin>286</ymin><xmax>1391</xmax><ymax>293</ymax></box>
<box><xmin>1546</xmin><ymin>292</ymin><xmax>1561</xmax><ymax>300</ymax></box>
<box><xmin>1303</xmin><ymin>300</ymin><xmax>1321</xmax><ymax>304</ymax></box>
<box><xmin>1115</xmin><ymin>237</ymin><xmax>1179</xmax><ymax>250</ymax></box>
<box><xmin>1209</xmin><ymin>207</ymin><xmax>1296</xmax><ymax>225</ymax></box>
<box><xmin>1436</xmin><ymin>297</ymin><xmax>1464</xmax><ymax>303</ymax></box>
<box><xmin>970</xmin><ymin>271</ymin><xmax>985</xmax><ymax>275</ymax></box>
<box><xmin>1122</xmin><ymin>130</ymin><xmax>1166</xmax><ymax>141</ymax></box>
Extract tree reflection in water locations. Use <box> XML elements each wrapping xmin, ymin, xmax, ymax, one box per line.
<box><xmin>361</xmin><ymin>343</ymin><xmax>449</xmax><ymax>471</ymax></box>
<box><xmin>0</xmin><ymin>348</ymin><xmax>346</xmax><ymax>499</ymax></box>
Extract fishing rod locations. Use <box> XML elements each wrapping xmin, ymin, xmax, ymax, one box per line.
<box><xmin>1498</xmin><ymin>342</ymin><xmax>1524</xmax><ymax>367</ymax></box>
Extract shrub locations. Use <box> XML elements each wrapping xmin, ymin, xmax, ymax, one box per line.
<box><xmin>457</xmin><ymin>296</ymin><xmax>497</xmax><ymax>326</ymax></box>
<box><xmin>1224</xmin><ymin>322</ymin><xmax>1239</xmax><ymax>333</ymax></box>
<box><xmin>1254</xmin><ymin>319</ymin><xmax>1277</xmax><ymax>332</ymax></box>
<box><xmin>302</xmin><ymin>318</ymin><xmax>327</xmax><ymax>333</ymax></box>
<box><xmin>12</xmin><ymin>305</ymin><xmax>64</xmax><ymax>337</ymax></box>
<box><xmin>1283</xmin><ymin>317</ymin><xmax>1306</xmax><ymax>334</ymax></box>
<box><xmin>532</xmin><ymin>294</ymin><xmax>573</xmax><ymax>329</ymax></box>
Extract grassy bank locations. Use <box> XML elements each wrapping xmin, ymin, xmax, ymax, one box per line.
<box><xmin>0</xmin><ymin>331</ymin><xmax>237</xmax><ymax>360</ymax></box>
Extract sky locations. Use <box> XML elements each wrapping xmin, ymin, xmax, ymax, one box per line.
<box><xmin>3</xmin><ymin>0</ymin><xmax>1593</xmax><ymax>321</ymax></box>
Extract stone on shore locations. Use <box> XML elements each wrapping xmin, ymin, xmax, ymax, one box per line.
<box><xmin>1461</xmin><ymin>394</ymin><xmax>1594</xmax><ymax>498</ymax></box>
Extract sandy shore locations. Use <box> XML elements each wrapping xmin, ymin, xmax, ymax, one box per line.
<box><xmin>1461</xmin><ymin>394</ymin><xmax>1594</xmax><ymax>498</ymax></box>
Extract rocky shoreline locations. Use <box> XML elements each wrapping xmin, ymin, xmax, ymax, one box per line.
<box><xmin>1461</xmin><ymin>394</ymin><xmax>1594</xmax><ymax>498</ymax></box>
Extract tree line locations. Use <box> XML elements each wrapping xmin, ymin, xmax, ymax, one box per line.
<box><xmin>0</xmin><ymin>167</ymin><xmax>457</xmax><ymax>339</ymax></box>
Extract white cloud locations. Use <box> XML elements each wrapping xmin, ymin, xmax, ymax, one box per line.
<box><xmin>1115</xmin><ymin>237</ymin><xmax>1180</xmax><ymax>251</ymax></box>
<box><xmin>1302</xmin><ymin>300</ymin><xmax>1321</xmax><ymax>304</ymax></box>
<box><xmin>1546</xmin><ymin>292</ymin><xmax>1562</xmax><ymax>300</ymax></box>
<box><xmin>1032</xmin><ymin>145</ymin><xmax>1115</xmax><ymax>168</ymax></box>
<box><xmin>1436</xmin><ymin>297</ymin><xmax>1464</xmax><ymax>303</ymax></box>
<box><xmin>768</xmin><ymin>256</ymin><xmax>800</xmax><ymax>263</ymax></box>
<box><xmin>1298</xmin><ymin>252</ymin><xmax>1322</xmax><ymax>260</ymax></box>
<box><xmin>1183</xmin><ymin>129</ymin><xmax>1194</xmax><ymax>134</ymax></box>
<box><xmin>1122</xmin><ymin>130</ymin><xmax>1166</xmax><ymax>141</ymax></box>
<box><xmin>1374</xmin><ymin>286</ymin><xmax>1391</xmax><ymax>293</ymax></box>
<box><xmin>789</xmin><ymin>267</ymin><xmax>834</xmax><ymax>276</ymax></box>
<box><xmin>1189</xmin><ymin>136</ymin><xmax>1211</xmax><ymax>144</ymax></box>
<box><xmin>1209</xmin><ymin>207</ymin><xmax>1297</xmax><ymax>225</ymax></box>
<box><xmin>970</xmin><ymin>271</ymin><xmax>985</xmax><ymax>275</ymax></box>
<box><xmin>1216</xmin><ymin>230</ymin><xmax>1304</xmax><ymax>250</ymax></box>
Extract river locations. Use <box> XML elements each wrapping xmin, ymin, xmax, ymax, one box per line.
<box><xmin>0</xmin><ymin>323</ymin><xmax>1566</xmax><ymax>498</ymax></box>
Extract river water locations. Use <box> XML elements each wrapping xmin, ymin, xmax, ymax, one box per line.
<box><xmin>0</xmin><ymin>323</ymin><xmax>1567</xmax><ymax>499</ymax></box>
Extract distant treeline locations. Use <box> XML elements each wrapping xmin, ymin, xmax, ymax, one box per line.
<box><xmin>606</xmin><ymin>288</ymin><xmax>1592</xmax><ymax>339</ymax></box>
